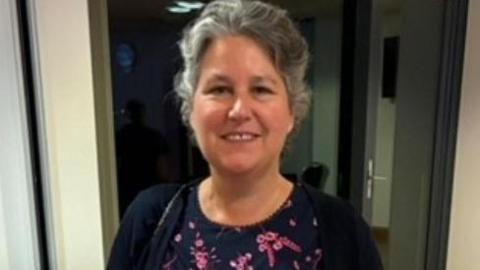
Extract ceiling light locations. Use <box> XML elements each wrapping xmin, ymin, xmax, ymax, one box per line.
<box><xmin>176</xmin><ymin>1</ymin><xmax>205</xmax><ymax>10</ymax></box>
<box><xmin>166</xmin><ymin>6</ymin><xmax>191</xmax><ymax>13</ymax></box>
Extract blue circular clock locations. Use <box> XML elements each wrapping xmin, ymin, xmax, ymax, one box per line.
<box><xmin>116</xmin><ymin>43</ymin><xmax>136</xmax><ymax>74</ymax></box>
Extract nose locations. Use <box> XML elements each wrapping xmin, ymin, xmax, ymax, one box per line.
<box><xmin>227</xmin><ymin>96</ymin><xmax>252</xmax><ymax>122</ymax></box>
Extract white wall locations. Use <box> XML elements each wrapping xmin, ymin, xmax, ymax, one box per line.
<box><xmin>28</xmin><ymin>0</ymin><xmax>107</xmax><ymax>268</ymax></box>
<box><xmin>447</xmin><ymin>1</ymin><xmax>480</xmax><ymax>269</ymax></box>
<box><xmin>372</xmin><ymin>98</ymin><xmax>396</xmax><ymax>227</ymax></box>
<box><xmin>371</xmin><ymin>11</ymin><xmax>400</xmax><ymax>228</ymax></box>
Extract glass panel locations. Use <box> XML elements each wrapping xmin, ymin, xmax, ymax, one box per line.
<box><xmin>107</xmin><ymin>0</ymin><xmax>344</xmax><ymax>216</ymax></box>
<box><xmin>371</xmin><ymin>1</ymin><xmax>443</xmax><ymax>269</ymax></box>
<box><xmin>106</xmin><ymin>1</ymin><xmax>445</xmax><ymax>269</ymax></box>
<box><xmin>371</xmin><ymin>3</ymin><xmax>402</xmax><ymax>267</ymax></box>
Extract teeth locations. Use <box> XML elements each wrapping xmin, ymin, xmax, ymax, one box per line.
<box><xmin>225</xmin><ymin>133</ymin><xmax>256</xmax><ymax>141</ymax></box>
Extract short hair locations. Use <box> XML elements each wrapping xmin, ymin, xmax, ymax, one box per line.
<box><xmin>175</xmin><ymin>0</ymin><xmax>311</xmax><ymax>137</ymax></box>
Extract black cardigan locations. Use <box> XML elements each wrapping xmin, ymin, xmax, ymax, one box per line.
<box><xmin>107</xmin><ymin>181</ymin><xmax>383</xmax><ymax>269</ymax></box>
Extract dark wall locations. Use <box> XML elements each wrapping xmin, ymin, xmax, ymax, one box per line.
<box><xmin>110</xmin><ymin>20</ymin><xmax>187</xmax><ymax>184</ymax></box>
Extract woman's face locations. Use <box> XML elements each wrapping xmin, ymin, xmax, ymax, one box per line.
<box><xmin>190</xmin><ymin>35</ymin><xmax>294</xmax><ymax>176</ymax></box>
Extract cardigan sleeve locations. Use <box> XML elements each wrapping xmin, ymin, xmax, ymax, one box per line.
<box><xmin>305</xmin><ymin>184</ymin><xmax>383</xmax><ymax>270</ymax></box>
<box><xmin>352</xmin><ymin>207</ymin><xmax>384</xmax><ymax>269</ymax></box>
<box><xmin>106</xmin><ymin>185</ymin><xmax>179</xmax><ymax>270</ymax></box>
<box><xmin>325</xmin><ymin>196</ymin><xmax>383</xmax><ymax>270</ymax></box>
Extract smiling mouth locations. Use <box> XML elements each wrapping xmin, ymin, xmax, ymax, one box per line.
<box><xmin>221</xmin><ymin>132</ymin><xmax>260</xmax><ymax>142</ymax></box>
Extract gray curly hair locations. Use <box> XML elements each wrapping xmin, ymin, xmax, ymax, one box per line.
<box><xmin>175</xmin><ymin>0</ymin><xmax>311</xmax><ymax>136</ymax></box>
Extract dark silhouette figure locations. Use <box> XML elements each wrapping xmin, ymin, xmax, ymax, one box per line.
<box><xmin>116</xmin><ymin>99</ymin><xmax>170</xmax><ymax>217</ymax></box>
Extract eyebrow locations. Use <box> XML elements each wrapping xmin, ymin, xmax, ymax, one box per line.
<box><xmin>203</xmin><ymin>74</ymin><xmax>232</xmax><ymax>85</ymax></box>
<box><xmin>203</xmin><ymin>72</ymin><xmax>280</xmax><ymax>86</ymax></box>
<box><xmin>251</xmin><ymin>75</ymin><xmax>279</xmax><ymax>86</ymax></box>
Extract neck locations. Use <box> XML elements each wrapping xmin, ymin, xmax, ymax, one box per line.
<box><xmin>198</xmin><ymin>165</ymin><xmax>293</xmax><ymax>226</ymax></box>
<box><xmin>211</xmin><ymin>165</ymin><xmax>283</xmax><ymax>195</ymax></box>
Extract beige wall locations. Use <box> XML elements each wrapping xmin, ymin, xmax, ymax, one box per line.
<box><xmin>29</xmin><ymin>0</ymin><xmax>107</xmax><ymax>268</ymax></box>
<box><xmin>372</xmin><ymin>99</ymin><xmax>395</xmax><ymax>228</ymax></box>
<box><xmin>371</xmin><ymin>11</ymin><xmax>400</xmax><ymax>229</ymax></box>
<box><xmin>447</xmin><ymin>1</ymin><xmax>480</xmax><ymax>269</ymax></box>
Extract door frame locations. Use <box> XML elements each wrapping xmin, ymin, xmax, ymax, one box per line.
<box><xmin>425</xmin><ymin>0</ymin><xmax>469</xmax><ymax>269</ymax></box>
<box><xmin>340</xmin><ymin>0</ymin><xmax>468</xmax><ymax>269</ymax></box>
<box><xmin>338</xmin><ymin>0</ymin><xmax>383</xmax><ymax>222</ymax></box>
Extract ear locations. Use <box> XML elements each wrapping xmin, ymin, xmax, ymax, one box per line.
<box><xmin>286</xmin><ymin>105</ymin><xmax>295</xmax><ymax>134</ymax></box>
<box><xmin>287</xmin><ymin>117</ymin><xmax>294</xmax><ymax>134</ymax></box>
<box><xmin>288</xmin><ymin>124</ymin><xmax>294</xmax><ymax>134</ymax></box>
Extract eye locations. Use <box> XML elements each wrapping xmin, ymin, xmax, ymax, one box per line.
<box><xmin>253</xmin><ymin>86</ymin><xmax>274</xmax><ymax>95</ymax></box>
<box><xmin>206</xmin><ymin>86</ymin><xmax>232</xmax><ymax>96</ymax></box>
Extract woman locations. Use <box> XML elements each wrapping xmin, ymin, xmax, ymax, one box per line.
<box><xmin>108</xmin><ymin>0</ymin><xmax>382</xmax><ymax>269</ymax></box>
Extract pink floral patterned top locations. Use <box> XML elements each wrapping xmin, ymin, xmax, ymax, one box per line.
<box><xmin>162</xmin><ymin>183</ymin><xmax>323</xmax><ymax>269</ymax></box>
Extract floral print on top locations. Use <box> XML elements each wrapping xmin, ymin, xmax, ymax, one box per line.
<box><xmin>162</xmin><ymin>182</ymin><xmax>323</xmax><ymax>270</ymax></box>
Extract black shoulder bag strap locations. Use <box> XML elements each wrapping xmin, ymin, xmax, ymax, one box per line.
<box><xmin>140</xmin><ymin>179</ymin><xmax>203</xmax><ymax>269</ymax></box>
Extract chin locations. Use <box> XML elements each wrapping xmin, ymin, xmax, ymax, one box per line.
<box><xmin>216</xmin><ymin>156</ymin><xmax>260</xmax><ymax>176</ymax></box>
